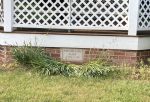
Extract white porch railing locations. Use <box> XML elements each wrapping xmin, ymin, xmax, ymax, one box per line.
<box><xmin>0</xmin><ymin>0</ymin><xmax>149</xmax><ymax>35</ymax></box>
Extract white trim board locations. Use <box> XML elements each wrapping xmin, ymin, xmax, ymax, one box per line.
<box><xmin>0</xmin><ymin>33</ymin><xmax>150</xmax><ymax>50</ymax></box>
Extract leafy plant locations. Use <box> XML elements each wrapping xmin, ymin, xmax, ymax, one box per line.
<box><xmin>82</xmin><ymin>60</ymin><xmax>116</xmax><ymax>78</ymax></box>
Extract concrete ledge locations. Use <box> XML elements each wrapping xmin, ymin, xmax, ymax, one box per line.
<box><xmin>0</xmin><ymin>32</ymin><xmax>149</xmax><ymax>50</ymax></box>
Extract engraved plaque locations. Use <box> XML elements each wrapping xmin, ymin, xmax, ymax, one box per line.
<box><xmin>61</xmin><ymin>49</ymin><xmax>83</xmax><ymax>62</ymax></box>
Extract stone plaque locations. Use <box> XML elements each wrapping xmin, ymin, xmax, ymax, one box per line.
<box><xmin>61</xmin><ymin>49</ymin><xmax>83</xmax><ymax>62</ymax></box>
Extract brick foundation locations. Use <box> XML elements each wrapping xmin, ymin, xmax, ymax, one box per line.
<box><xmin>0</xmin><ymin>46</ymin><xmax>14</xmax><ymax>64</ymax></box>
<box><xmin>0</xmin><ymin>46</ymin><xmax>150</xmax><ymax>66</ymax></box>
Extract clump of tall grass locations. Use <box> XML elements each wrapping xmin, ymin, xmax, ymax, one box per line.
<box><xmin>13</xmin><ymin>45</ymin><xmax>70</xmax><ymax>76</ymax></box>
<box><xmin>82</xmin><ymin>60</ymin><xmax>116</xmax><ymax>78</ymax></box>
<box><xmin>12</xmin><ymin>45</ymin><xmax>117</xmax><ymax>77</ymax></box>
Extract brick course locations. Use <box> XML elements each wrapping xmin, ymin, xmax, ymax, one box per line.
<box><xmin>0</xmin><ymin>46</ymin><xmax>150</xmax><ymax>66</ymax></box>
<box><xmin>0</xmin><ymin>46</ymin><xmax>14</xmax><ymax>64</ymax></box>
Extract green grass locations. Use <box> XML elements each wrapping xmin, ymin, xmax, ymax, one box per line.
<box><xmin>0</xmin><ymin>69</ymin><xmax>150</xmax><ymax>102</ymax></box>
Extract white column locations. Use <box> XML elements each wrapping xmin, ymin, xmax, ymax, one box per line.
<box><xmin>128</xmin><ymin>0</ymin><xmax>140</xmax><ymax>36</ymax></box>
<box><xmin>3</xmin><ymin>0</ymin><xmax>13</xmax><ymax>32</ymax></box>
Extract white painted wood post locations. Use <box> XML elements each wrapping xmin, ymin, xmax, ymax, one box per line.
<box><xmin>128</xmin><ymin>0</ymin><xmax>140</xmax><ymax>36</ymax></box>
<box><xmin>3</xmin><ymin>0</ymin><xmax>13</xmax><ymax>32</ymax></box>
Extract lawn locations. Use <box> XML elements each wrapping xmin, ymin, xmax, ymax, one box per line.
<box><xmin>0</xmin><ymin>69</ymin><xmax>150</xmax><ymax>102</ymax></box>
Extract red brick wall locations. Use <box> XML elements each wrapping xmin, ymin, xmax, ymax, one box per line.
<box><xmin>83</xmin><ymin>49</ymin><xmax>138</xmax><ymax>65</ymax></box>
<box><xmin>0</xmin><ymin>46</ymin><xmax>14</xmax><ymax>64</ymax></box>
<box><xmin>0</xmin><ymin>46</ymin><xmax>150</xmax><ymax>66</ymax></box>
<box><xmin>44</xmin><ymin>48</ymin><xmax>150</xmax><ymax>65</ymax></box>
<box><xmin>45</xmin><ymin>48</ymin><xmax>61</xmax><ymax>60</ymax></box>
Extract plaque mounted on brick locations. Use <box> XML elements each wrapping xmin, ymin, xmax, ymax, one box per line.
<box><xmin>61</xmin><ymin>48</ymin><xmax>83</xmax><ymax>62</ymax></box>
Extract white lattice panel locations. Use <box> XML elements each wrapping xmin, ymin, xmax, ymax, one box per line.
<box><xmin>13</xmin><ymin>0</ymin><xmax>129</xmax><ymax>30</ymax></box>
<box><xmin>14</xmin><ymin>0</ymin><xmax>70</xmax><ymax>28</ymax></box>
<box><xmin>71</xmin><ymin>0</ymin><xmax>129</xmax><ymax>29</ymax></box>
<box><xmin>0</xmin><ymin>0</ymin><xmax>3</xmax><ymax>26</ymax></box>
<box><xmin>138</xmin><ymin>0</ymin><xmax>150</xmax><ymax>31</ymax></box>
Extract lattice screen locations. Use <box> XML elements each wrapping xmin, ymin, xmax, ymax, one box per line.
<box><xmin>71</xmin><ymin>0</ymin><xmax>129</xmax><ymax>29</ymax></box>
<box><xmin>0</xmin><ymin>0</ymin><xmax>3</xmax><ymax>26</ymax></box>
<box><xmin>138</xmin><ymin>0</ymin><xmax>150</xmax><ymax>30</ymax></box>
<box><xmin>14</xmin><ymin>0</ymin><xmax>70</xmax><ymax>28</ymax></box>
<box><xmin>13</xmin><ymin>0</ymin><xmax>129</xmax><ymax>30</ymax></box>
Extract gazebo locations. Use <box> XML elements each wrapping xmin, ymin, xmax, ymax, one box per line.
<box><xmin>0</xmin><ymin>0</ymin><xmax>149</xmax><ymax>65</ymax></box>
